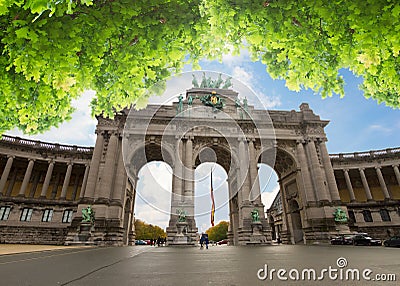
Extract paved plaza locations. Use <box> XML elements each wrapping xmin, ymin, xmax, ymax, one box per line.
<box><xmin>0</xmin><ymin>244</ymin><xmax>399</xmax><ymax>285</ymax></box>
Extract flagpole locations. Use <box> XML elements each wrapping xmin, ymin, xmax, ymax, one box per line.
<box><xmin>210</xmin><ymin>168</ymin><xmax>215</xmax><ymax>227</ymax></box>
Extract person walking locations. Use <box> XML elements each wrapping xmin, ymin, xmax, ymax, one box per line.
<box><xmin>200</xmin><ymin>233</ymin><xmax>205</xmax><ymax>249</ymax></box>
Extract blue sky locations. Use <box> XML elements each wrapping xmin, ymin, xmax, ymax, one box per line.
<box><xmin>8</xmin><ymin>50</ymin><xmax>400</xmax><ymax>233</ymax></box>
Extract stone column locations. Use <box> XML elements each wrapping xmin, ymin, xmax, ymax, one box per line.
<box><xmin>0</xmin><ymin>156</ymin><xmax>14</xmax><ymax>196</ymax></box>
<box><xmin>97</xmin><ymin>132</ymin><xmax>119</xmax><ymax>201</ymax></box>
<box><xmin>248</xmin><ymin>139</ymin><xmax>261</xmax><ymax>204</ymax></box>
<box><xmin>111</xmin><ymin>140</ymin><xmax>127</xmax><ymax>203</ymax></box>
<box><xmin>238</xmin><ymin>138</ymin><xmax>250</xmax><ymax>203</ymax></box>
<box><xmin>6</xmin><ymin>168</ymin><xmax>18</xmax><ymax>197</ymax></box>
<box><xmin>172</xmin><ymin>138</ymin><xmax>183</xmax><ymax>202</ymax></box>
<box><xmin>295</xmin><ymin>140</ymin><xmax>316</xmax><ymax>202</ymax></box>
<box><xmin>359</xmin><ymin>168</ymin><xmax>373</xmax><ymax>201</ymax></box>
<box><xmin>376</xmin><ymin>167</ymin><xmax>390</xmax><ymax>200</ymax></box>
<box><xmin>184</xmin><ymin>136</ymin><xmax>194</xmax><ymax>199</ymax></box>
<box><xmin>79</xmin><ymin>164</ymin><xmax>90</xmax><ymax>199</ymax></box>
<box><xmin>40</xmin><ymin>161</ymin><xmax>55</xmax><ymax>198</ymax></box>
<box><xmin>318</xmin><ymin>140</ymin><xmax>341</xmax><ymax>202</ymax></box>
<box><xmin>18</xmin><ymin>159</ymin><xmax>35</xmax><ymax>197</ymax></box>
<box><xmin>84</xmin><ymin>131</ymin><xmax>104</xmax><ymax>200</ymax></box>
<box><xmin>393</xmin><ymin>165</ymin><xmax>400</xmax><ymax>187</ymax></box>
<box><xmin>343</xmin><ymin>169</ymin><xmax>356</xmax><ymax>202</ymax></box>
<box><xmin>60</xmin><ymin>162</ymin><xmax>73</xmax><ymax>199</ymax></box>
<box><xmin>306</xmin><ymin>139</ymin><xmax>329</xmax><ymax>202</ymax></box>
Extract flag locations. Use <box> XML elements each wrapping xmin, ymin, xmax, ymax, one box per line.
<box><xmin>210</xmin><ymin>170</ymin><xmax>215</xmax><ymax>227</ymax></box>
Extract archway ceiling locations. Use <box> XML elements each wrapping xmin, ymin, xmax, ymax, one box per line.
<box><xmin>258</xmin><ymin>148</ymin><xmax>296</xmax><ymax>178</ymax></box>
<box><xmin>194</xmin><ymin>144</ymin><xmax>231</xmax><ymax>174</ymax></box>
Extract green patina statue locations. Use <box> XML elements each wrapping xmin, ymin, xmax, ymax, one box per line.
<box><xmin>192</xmin><ymin>73</ymin><xmax>233</xmax><ymax>89</ymax></box>
<box><xmin>176</xmin><ymin>208</ymin><xmax>187</xmax><ymax>222</ymax></box>
<box><xmin>251</xmin><ymin>209</ymin><xmax>260</xmax><ymax>222</ymax></box>
<box><xmin>176</xmin><ymin>94</ymin><xmax>183</xmax><ymax>114</ymax></box>
<box><xmin>82</xmin><ymin>205</ymin><xmax>95</xmax><ymax>224</ymax></box>
<box><xmin>187</xmin><ymin>95</ymin><xmax>193</xmax><ymax>106</ymax></box>
<box><xmin>333</xmin><ymin>207</ymin><xmax>348</xmax><ymax>223</ymax></box>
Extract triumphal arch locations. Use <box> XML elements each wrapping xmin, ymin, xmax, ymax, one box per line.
<box><xmin>2</xmin><ymin>79</ymin><xmax>400</xmax><ymax>245</ymax></box>
<box><xmin>63</xmin><ymin>84</ymin><xmax>348</xmax><ymax>246</ymax></box>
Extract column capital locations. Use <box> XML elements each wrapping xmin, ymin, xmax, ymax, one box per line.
<box><xmin>67</xmin><ymin>161</ymin><xmax>74</xmax><ymax>166</ymax></box>
<box><xmin>6</xmin><ymin>155</ymin><xmax>15</xmax><ymax>159</ymax></box>
<box><xmin>343</xmin><ymin>168</ymin><xmax>350</xmax><ymax>172</ymax></box>
<box><xmin>237</xmin><ymin>137</ymin><xmax>246</xmax><ymax>142</ymax></box>
<box><xmin>95</xmin><ymin>129</ymin><xmax>105</xmax><ymax>136</ymax></box>
<box><xmin>358</xmin><ymin>167</ymin><xmax>366</xmax><ymax>172</ymax></box>
<box><xmin>296</xmin><ymin>139</ymin><xmax>306</xmax><ymax>145</ymax></box>
<box><xmin>375</xmin><ymin>166</ymin><xmax>382</xmax><ymax>170</ymax></box>
<box><xmin>317</xmin><ymin>137</ymin><xmax>328</xmax><ymax>143</ymax></box>
<box><xmin>392</xmin><ymin>164</ymin><xmax>399</xmax><ymax>168</ymax></box>
<box><xmin>28</xmin><ymin>158</ymin><xmax>35</xmax><ymax>162</ymax></box>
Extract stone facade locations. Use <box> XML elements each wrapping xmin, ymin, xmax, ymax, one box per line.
<box><xmin>0</xmin><ymin>87</ymin><xmax>398</xmax><ymax>245</ymax></box>
<box><xmin>267</xmin><ymin>147</ymin><xmax>400</xmax><ymax>242</ymax></box>
<box><xmin>0</xmin><ymin>136</ymin><xmax>92</xmax><ymax>245</ymax></box>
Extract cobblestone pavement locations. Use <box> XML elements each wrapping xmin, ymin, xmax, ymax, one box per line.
<box><xmin>0</xmin><ymin>244</ymin><xmax>399</xmax><ymax>285</ymax></box>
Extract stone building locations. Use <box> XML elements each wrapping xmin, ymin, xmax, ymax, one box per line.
<box><xmin>267</xmin><ymin>147</ymin><xmax>400</xmax><ymax>242</ymax></box>
<box><xmin>0</xmin><ymin>87</ymin><xmax>399</xmax><ymax>245</ymax></box>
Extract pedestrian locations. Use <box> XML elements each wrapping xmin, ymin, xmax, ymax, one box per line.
<box><xmin>200</xmin><ymin>233</ymin><xmax>205</xmax><ymax>249</ymax></box>
<box><xmin>205</xmin><ymin>234</ymin><xmax>209</xmax><ymax>249</ymax></box>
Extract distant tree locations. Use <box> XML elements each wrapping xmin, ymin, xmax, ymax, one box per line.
<box><xmin>206</xmin><ymin>221</ymin><xmax>229</xmax><ymax>242</ymax></box>
<box><xmin>1</xmin><ymin>1</ymin><xmax>399</xmax><ymax>134</ymax></box>
<box><xmin>134</xmin><ymin>219</ymin><xmax>166</xmax><ymax>240</ymax></box>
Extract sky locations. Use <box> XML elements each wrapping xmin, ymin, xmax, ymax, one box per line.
<box><xmin>8</xmin><ymin>50</ymin><xmax>400</xmax><ymax>233</ymax></box>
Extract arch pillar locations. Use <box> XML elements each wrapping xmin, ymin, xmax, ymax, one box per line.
<box><xmin>167</xmin><ymin>136</ymin><xmax>197</xmax><ymax>245</ymax></box>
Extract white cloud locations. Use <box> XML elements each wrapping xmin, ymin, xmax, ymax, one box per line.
<box><xmin>7</xmin><ymin>90</ymin><xmax>96</xmax><ymax>146</ymax></box>
<box><xmin>232</xmin><ymin>66</ymin><xmax>254</xmax><ymax>87</ymax></box>
<box><xmin>261</xmin><ymin>185</ymin><xmax>280</xmax><ymax>211</ymax></box>
<box><xmin>368</xmin><ymin>124</ymin><xmax>392</xmax><ymax>133</ymax></box>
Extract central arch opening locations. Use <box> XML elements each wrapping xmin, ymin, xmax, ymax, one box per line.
<box><xmin>194</xmin><ymin>162</ymin><xmax>229</xmax><ymax>235</ymax></box>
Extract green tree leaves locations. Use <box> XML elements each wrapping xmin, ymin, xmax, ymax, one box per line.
<box><xmin>1</xmin><ymin>1</ymin><xmax>399</xmax><ymax>135</ymax></box>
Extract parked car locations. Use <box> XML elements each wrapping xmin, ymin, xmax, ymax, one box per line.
<box><xmin>383</xmin><ymin>236</ymin><xmax>400</xmax><ymax>247</ymax></box>
<box><xmin>135</xmin><ymin>240</ymin><xmax>147</xmax><ymax>245</ymax></box>
<box><xmin>330</xmin><ymin>235</ymin><xmax>354</xmax><ymax>245</ymax></box>
<box><xmin>352</xmin><ymin>235</ymin><xmax>381</xmax><ymax>246</ymax></box>
<box><xmin>217</xmin><ymin>239</ymin><xmax>229</xmax><ymax>245</ymax></box>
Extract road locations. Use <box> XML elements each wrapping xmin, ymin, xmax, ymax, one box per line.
<box><xmin>0</xmin><ymin>244</ymin><xmax>399</xmax><ymax>285</ymax></box>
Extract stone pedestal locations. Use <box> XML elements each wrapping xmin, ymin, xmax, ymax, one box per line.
<box><xmin>247</xmin><ymin>222</ymin><xmax>268</xmax><ymax>245</ymax></box>
<box><xmin>65</xmin><ymin>221</ymin><xmax>95</xmax><ymax>246</ymax></box>
<box><xmin>332</xmin><ymin>223</ymin><xmax>351</xmax><ymax>235</ymax></box>
<box><xmin>168</xmin><ymin>221</ymin><xmax>196</xmax><ymax>246</ymax></box>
